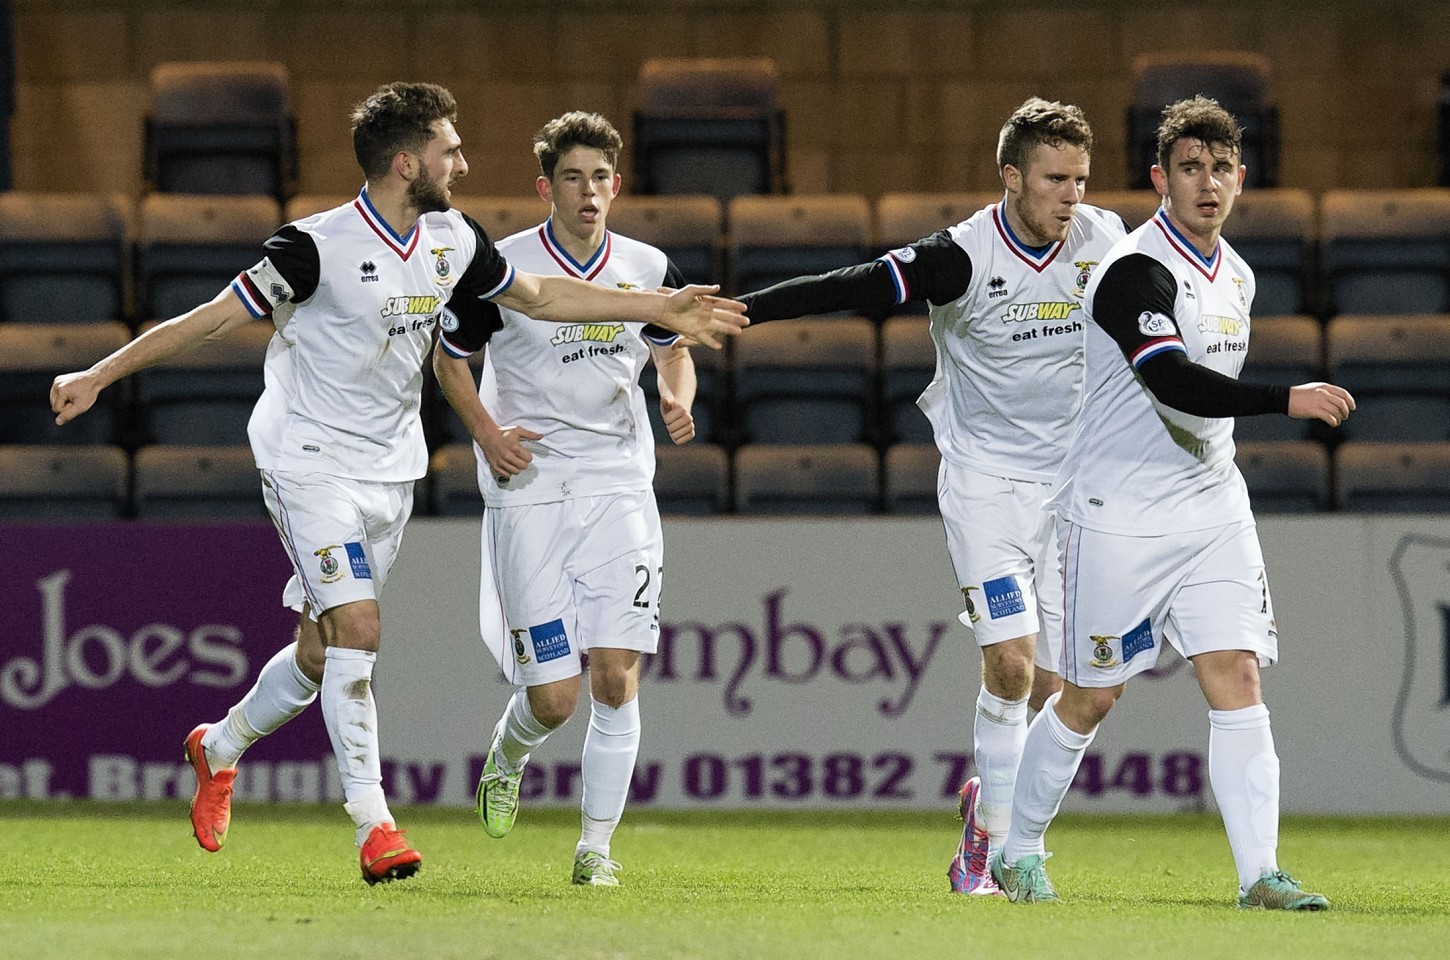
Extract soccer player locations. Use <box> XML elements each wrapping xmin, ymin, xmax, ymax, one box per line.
<box><xmin>48</xmin><ymin>83</ymin><xmax>746</xmax><ymax>885</ymax></box>
<box><xmin>733</xmin><ymin>98</ymin><xmax>1125</xmax><ymax>896</ymax></box>
<box><xmin>432</xmin><ymin>111</ymin><xmax>695</xmax><ymax>888</ymax></box>
<box><xmin>989</xmin><ymin>96</ymin><xmax>1350</xmax><ymax>909</ymax></box>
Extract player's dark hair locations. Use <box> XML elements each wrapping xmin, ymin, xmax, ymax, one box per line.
<box><xmin>1155</xmin><ymin>95</ymin><xmax>1242</xmax><ymax>170</ymax></box>
<box><xmin>351</xmin><ymin>82</ymin><xmax>458</xmax><ymax>181</ymax></box>
<box><xmin>534</xmin><ymin>111</ymin><xmax>624</xmax><ymax>180</ymax></box>
<box><xmin>996</xmin><ymin>97</ymin><xmax>1094</xmax><ymax>173</ymax></box>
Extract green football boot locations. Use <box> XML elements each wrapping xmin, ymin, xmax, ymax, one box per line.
<box><xmin>475</xmin><ymin>742</ymin><xmax>523</xmax><ymax>839</ymax></box>
<box><xmin>1238</xmin><ymin>871</ymin><xmax>1330</xmax><ymax>911</ymax></box>
<box><xmin>989</xmin><ymin>851</ymin><xmax>1061</xmax><ymax>904</ymax></box>
<box><xmin>572</xmin><ymin>850</ymin><xmax>621</xmax><ymax>887</ymax></box>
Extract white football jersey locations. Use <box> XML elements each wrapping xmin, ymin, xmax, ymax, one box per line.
<box><xmin>451</xmin><ymin>219</ymin><xmax>678</xmax><ymax>506</ymax></box>
<box><xmin>909</xmin><ymin>202</ymin><xmax>1126</xmax><ymax>482</ymax></box>
<box><xmin>1052</xmin><ymin>208</ymin><xmax>1258</xmax><ymax>535</ymax></box>
<box><xmin>233</xmin><ymin>187</ymin><xmax>513</xmax><ymax>482</ymax></box>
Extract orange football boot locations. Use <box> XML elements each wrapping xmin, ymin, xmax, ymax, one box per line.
<box><xmin>360</xmin><ymin>822</ymin><xmax>422</xmax><ymax>885</ymax></box>
<box><xmin>183</xmin><ymin>724</ymin><xmax>235</xmax><ymax>852</ymax></box>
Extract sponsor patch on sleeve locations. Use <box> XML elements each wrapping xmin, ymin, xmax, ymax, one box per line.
<box><xmin>982</xmin><ymin>575</ymin><xmax>1027</xmax><ymax>620</ymax></box>
<box><xmin>529</xmin><ymin>618</ymin><xmax>571</xmax><ymax>663</ymax></box>
<box><xmin>344</xmin><ymin>542</ymin><xmax>373</xmax><ymax>580</ymax></box>
<box><xmin>1121</xmin><ymin>618</ymin><xmax>1154</xmax><ymax>662</ymax></box>
<box><xmin>1137</xmin><ymin>311</ymin><xmax>1175</xmax><ymax>337</ymax></box>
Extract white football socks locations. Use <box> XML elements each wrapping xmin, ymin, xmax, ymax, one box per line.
<box><xmin>1002</xmin><ymin>693</ymin><xmax>1095</xmax><ymax>865</ymax></box>
<box><xmin>202</xmin><ymin>641</ymin><xmax>320</xmax><ymax>770</ymax></box>
<box><xmin>1209</xmin><ymin>703</ymin><xmax>1280</xmax><ymax>892</ymax></box>
<box><xmin>320</xmin><ymin>647</ymin><xmax>394</xmax><ymax>843</ymax></box>
<box><xmin>494</xmin><ymin>688</ymin><xmax>556</xmax><ymax>775</ymax></box>
<box><xmin>973</xmin><ymin>685</ymin><xmax>1029</xmax><ymax>851</ymax></box>
<box><xmin>578</xmin><ymin>696</ymin><xmax>641</xmax><ymax>857</ymax></box>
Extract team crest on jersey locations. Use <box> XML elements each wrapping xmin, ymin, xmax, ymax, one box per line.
<box><xmin>1232</xmin><ymin>276</ymin><xmax>1248</xmax><ymax>308</ymax></box>
<box><xmin>1073</xmin><ymin>260</ymin><xmax>1098</xmax><ymax>297</ymax></box>
<box><xmin>1090</xmin><ymin>635</ymin><xmax>1119</xmax><ymax>668</ymax></box>
<box><xmin>315</xmin><ymin>546</ymin><xmax>344</xmax><ymax>584</ymax></box>
<box><xmin>511</xmin><ymin>628</ymin><xmax>531</xmax><ymax>666</ymax></box>
<box><xmin>961</xmin><ymin>586</ymin><xmax>981</xmax><ymax>624</ymax></box>
<box><xmin>616</xmin><ymin>281</ymin><xmax>641</xmax><ymax>290</ymax></box>
<box><xmin>431</xmin><ymin>246</ymin><xmax>455</xmax><ymax>286</ymax></box>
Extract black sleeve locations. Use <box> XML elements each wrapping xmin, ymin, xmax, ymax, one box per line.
<box><xmin>737</xmin><ymin>231</ymin><xmax>972</xmax><ymax>323</ymax></box>
<box><xmin>1092</xmin><ymin>253</ymin><xmax>1289</xmax><ymax>418</ymax></box>
<box><xmin>261</xmin><ymin>225</ymin><xmax>321</xmax><ymax>304</ymax></box>
<box><xmin>455</xmin><ymin>212</ymin><xmax>517</xmax><ymax>300</ymax></box>
<box><xmin>440</xmin><ymin>293</ymin><xmax>502</xmax><ymax>355</ymax></box>
<box><xmin>640</xmin><ymin>259</ymin><xmax>685</xmax><ymax>342</ymax></box>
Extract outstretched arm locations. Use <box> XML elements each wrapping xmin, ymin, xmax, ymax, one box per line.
<box><xmin>51</xmin><ymin>288</ymin><xmax>255</xmax><ymax>425</ymax></box>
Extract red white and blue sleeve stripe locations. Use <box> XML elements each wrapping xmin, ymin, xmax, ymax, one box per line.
<box><xmin>876</xmin><ymin>253</ymin><xmax>910</xmax><ymax>305</ymax></box>
<box><xmin>230</xmin><ymin>271</ymin><xmax>277</xmax><ymax>318</ymax></box>
<box><xmin>1129</xmin><ymin>336</ymin><xmax>1187</xmax><ymax>368</ymax></box>
<box><xmin>479</xmin><ymin>262</ymin><xmax>516</xmax><ymax>301</ymax></box>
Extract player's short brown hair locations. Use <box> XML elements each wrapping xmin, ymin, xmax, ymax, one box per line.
<box><xmin>534</xmin><ymin>111</ymin><xmax>624</xmax><ymax>180</ymax></box>
<box><xmin>1155</xmin><ymin>95</ymin><xmax>1242</xmax><ymax>170</ymax></box>
<box><xmin>996</xmin><ymin>97</ymin><xmax>1094</xmax><ymax>173</ymax></box>
<box><xmin>351</xmin><ymin>82</ymin><xmax>458</xmax><ymax>181</ymax></box>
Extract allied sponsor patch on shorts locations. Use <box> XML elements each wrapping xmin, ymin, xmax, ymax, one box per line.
<box><xmin>529</xmin><ymin>619</ymin><xmax>571</xmax><ymax>663</ymax></box>
<box><xmin>983</xmin><ymin>575</ymin><xmax>1026</xmax><ymax>619</ymax></box>
<box><xmin>344</xmin><ymin>542</ymin><xmax>372</xmax><ymax>580</ymax></box>
<box><xmin>1121</xmin><ymin>618</ymin><xmax>1154</xmax><ymax>662</ymax></box>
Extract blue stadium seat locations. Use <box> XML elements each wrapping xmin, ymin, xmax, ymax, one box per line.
<box><xmin>728</xmin><ymin>194</ymin><xmax>872</xmax><ymax>297</ymax></box>
<box><xmin>0</xmin><ymin>192</ymin><xmax>131</xmax><ymax>325</ymax></box>
<box><xmin>146</xmin><ymin>61</ymin><xmax>296</xmax><ymax>201</ymax></box>
<box><xmin>1235</xmin><ymin>440</ymin><xmax>1330</xmax><ymax>513</ymax></box>
<box><xmin>1235</xmin><ymin>315</ymin><xmax>1323</xmax><ymax>442</ymax></box>
<box><xmin>1335</xmin><ymin>441</ymin><xmax>1450</xmax><ymax>512</ymax></box>
<box><xmin>734</xmin><ymin>443</ymin><xmax>879</xmax><ymax>515</ymax></box>
<box><xmin>881</xmin><ymin>315</ymin><xmax>935</xmax><ymax>444</ymax></box>
<box><xmin>633</xmin><ymin>57</ymin><xmax>785</xmax><ymax>201</ymax></box>
<box><xmin>1321</xmin><ymin>190</ymin><xmax>1450</xmax><ymax>315</ymax></box>
<box><xmin>733</xmin><ymin>317</ymin><xmax>877</xmax><ymax>445</ymax></box>
<box><xmin>132</xmin><ymin>445</ymin><xmax>263</xmax><ymax>519</ymax></box>
<box><xmin>0</xmin><ymin>323</ymin><xmax>129</xmax><ymax>445</ymax></box>
<box><xmin>1223</xmin><ymin>189</ymin><xmax>1316</xmax><ymax>316</ymax></box>
<box><xmin>0</xmin><ymin>444</ymin><xmax>128</xmax><ymax>518</ymax></box>
<box><xmin>1326</xmin><ymin>315</ymin><xmax>1450</xmax><ymax>442</ymax></box>
<box><xmin>884</xmin><ymin>443</ymin><xmax>941</xmax><ymax>515</ymax></box>
<box><xmin>137</xmin><ymin>194</ymin><xmax>280</xmax><ymax>321</ymax></box>
<box><xmin>654</xmin><ymin>443</ymin><xmax>730</xmax><ymax>515</ymax></box>
<box><xmin>607</xmin><ymin>194</ymin><xmax>723</xmax><ymax>286</ymax></box>
<box><xmin>134</xmin><ymin>319</ymin><xmax>271</xmax><ymax>445</ymax></box>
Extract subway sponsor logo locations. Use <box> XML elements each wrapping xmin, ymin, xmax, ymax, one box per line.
<box><xmin>1000</xmin><ymin>301</ymin><xmax>1081</xmax><ymax>324</ymax></box>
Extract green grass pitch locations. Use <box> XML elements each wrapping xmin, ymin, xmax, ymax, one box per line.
<box><xmin>2</xmin><ymin>801</ymin><xmax>1448</xmax><ymax>960</ymax></box>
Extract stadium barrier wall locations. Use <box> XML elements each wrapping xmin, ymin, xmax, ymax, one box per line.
<box><xmin>3</xmin><ymin>515</ymin><xmax>1449</xmax><ymax>814</ymax></box>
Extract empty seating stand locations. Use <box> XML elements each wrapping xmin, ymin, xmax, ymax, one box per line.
<box><xmin>1326</xmin><ymin>314</ymin><xmax>1450</xmax><ymax>442</ymax></box>
<box><xmin>0</xmin><ymin>444</ymin><xmax>128</xmax><ymax>519</ymax></box>
<box><xmin>732</xmin><ymin>316</ymin><xmax>877</xmax><ymax>445</ymax></box>
<box><xmin>1235</xmin><ymin>315</ymin><xmax>1323</xmax><ymax>442</ymax></box>
<box><xmin>132</xmin><ymin>445</ymin><xmax>262</xmax><ymax>519</ymax></box>
<box><xmin>1222</xmin><ymin>189</ymin><xmax>1316</xmax><ymax>316</ymax></box>
<box><xmin>1234</xmin><ymin>441</ymin><xmax>1330</xmax><ymax>513</ymax></box>
<box><xmin>1336</xmin><ymin>442</ymin><xmax>1450</xmax><ymax>512</ymax></box>
<box><xmin>884</xmin><ymin>443</ymin><xmax>941</xmax><ymax>515</ymax></box>
<box><xmin>0</xmin><ymin>322</ymin><xmax>129</xmax><ymax>445</ymax></box>
<box><xmin>137</xmin><ymin>194</ymin><xmax>280</xmax><ymax>321</ymax></box>
<box><xmin>734</xmin><ymin>444</ymin><xmax>879</xmax><ymax>515</ymax></box>
<box><xmin>1320</xmin><ymin>189</ymin><xmax>1450</xmax><ymax>315</ymax></box>
<box><xmin>607</xmin><ymin>194</ymin><xmax>723</xmax><ymax>286</ymax></box>
<box><xmin>134</xmin><ymin>319</ymin><xmax>272</xmax><ymax>445</ymax></box>
<box><xmin>728</xmin><ymin>194</ymin><xmax>872</xmax><ymax>296</ymax></box>
<box><xmin>653</xmin><ymin>443</ymin><xmax>730</xmax><ymax>515</ymax></box>
<box><xmin>0</xmin><ymin>192</ymin><xmax>131</xmax><ymax>325</ymax></box>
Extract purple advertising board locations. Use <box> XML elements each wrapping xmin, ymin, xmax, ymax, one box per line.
<box><xmin>0</xmin><ymin>523</ymin><xmax>337</xmax><ymax>802</ymax></box>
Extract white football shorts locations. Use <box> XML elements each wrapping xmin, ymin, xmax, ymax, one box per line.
<box><xmin>938</xmin><ymin>460</ymin><xmax>1062</xmax><ymax>671</ymax></box>
<box><xmin>480</xmin><ymin>489</ymin><xmax>664</xmax><ymax>687</ymax></box>
<box><xmin>1057</xmin><ymin>517</ymin><xmax>1279</xmax><ymax>688</ymax></box>
<box><xmin>261</xmin><ymin>469</ymin><xmax>413</xmax><ymax>617</ymax></box>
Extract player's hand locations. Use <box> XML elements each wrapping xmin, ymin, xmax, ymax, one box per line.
<box><xmin>50</xmin><ymin>371</ymin><xmax>102</xmax><ymax>425</ymax></box>
<box><xmin>480</xmin><ymin>423</ymin><xmax>543</xmax><ymax>479</ymax></box>
<box><xmin>659</xmin><ymin>284</ymin><xmax>748</xmax><ymax>350</ymax></box>
<box><xmin>660</xmin><ymin>396</ymin><xmax>696</xmax><ymax>445</ymax></box>
<box><xmin>1287</xmin><ymin>382</ymin><xmax>1355</xmax><ymax>427</ymax></box>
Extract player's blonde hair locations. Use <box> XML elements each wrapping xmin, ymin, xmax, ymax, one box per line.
<box><xmin>1155</xmin><ymin>96</ymin><xmax>1242</xmax><ymax>169</ymax></box>
<box><xmin>350</xmin><ymin>82</ymin><xmax>459</xmax><ymax>181</ymax></box>
<box><xmin>996</xmin><ymin>98</ymin><xmax>1094</xmax><ymax>174</ymax></box>
<box><xmin>534</xmin><ymin>111</ymin><xmax>624</xmax><ymax>180</ymax></box>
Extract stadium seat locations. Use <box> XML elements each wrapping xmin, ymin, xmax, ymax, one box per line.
<box><xmin>428</xmin><ymin>443</ymin><xmax>484</xmax><ymax>517</ymax></box>
<box><xmin>883</xmin><ymin>443</ymin><xmax>941</xmax><ymax>515</ymax></box>
<box><xmin>450</xmin><ymin>195</ymin><xmax>548</xmax><ymax>242</ymax></box>
<box><xmin>0</xmin><ymin>322</ymin><xmax>129</xmax><ymax>445</ymax></box>
<box><xmin>1222</xmin><ymin>189</ymin><xmax>1316</xmax><ymax>316</ymax></box>
<box><xmin>145</xmin><ymin>61</ymin><xmax>296</xmax><ymax>201</ymax></box>
<box><xmin>1126</xmin><ymin>51</ymin><xmax>1279</xmax><ymax>188</ymax></box>
<box><xmin>654</xmin><ymin>443</ymin><xmax>730</xmax><ymax>515</ymax></box>
<box><xmin>133</xmin><ymin>320</ymin><xmax>272</xmax><ymax>445</ymax></box>
<box><xmin>137</xmin><ymin>194</ymin><xmax>280</xmax><ymax>321</ymax></box>
<box><xmin>1235</xmin><ymin>315</ymin><xmax>1323</xmax><ymax>442</ymax></box>
<box><xmin>733</xmin><ymin>317</ymin><xmax>877</xmax><ymax>445</ymax></box>
<box><xmin>1335</xmin><ymin>441</ymin><xmax>1450</xmax><ymax>512</ymax></box>
<box><xmin>1326</xmin><ymin>315</ymin><xmax>1450</xmax><ymax>442</ymax></box>
<box><xmin>1090</xmin><ymin>190</ymin><xmax>1161</xmax><ymax>230</ymax></box>
<box><xmin>607</xmin><ymin>194</ymin><xmax>723</xmax><ymax>286</ymax></box>
<box><xmin>881</xmin><ymin>315</ymin><xmax>935</xmax><ymax>444</ymax></box>
<box><xmin>1320</xmin><ymin>189</ymin><xmax>1450</xmax><ymax>315</ymax></box>
<box><xmin>633</xmin><ymin>57</ymin><xmax>785</xmax><ymax>201</ymax></box>
<box><xmin>0</xmin><ymin>444</ymin><xmax>128</xmax><ymax>519</ymax></box>
<box><xmin>284</xmin><ymin>194</ymin><xmax>351</xmax><ymax>223</ymax></box>
<box><xmin>1234</xmin><ymin>441</ymin><xmax>1330</xmax><ymax>513</ymax></box>
<box><xmin>0</xmin><ymin>192</ymin><xmax>131</xmax><ymax>325</ymax></box>
<box><xmin>728</xmin><ymin>194</ymin><xmax>872</xmax><ymax>296</ymax></box>
<box><xmin>734</xmin><ymin>443</ymin><xmax>879</xmax><ymax>515</ymax></box>
<box><xmin>640</xmin><ymin>340</ymin><xmax>725</xmax><ymax>445</ymax></box>
<box><xmin>132</xmin><ymin>445</ymin><xmax>262</xmax><ymax>519</ymax></box>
